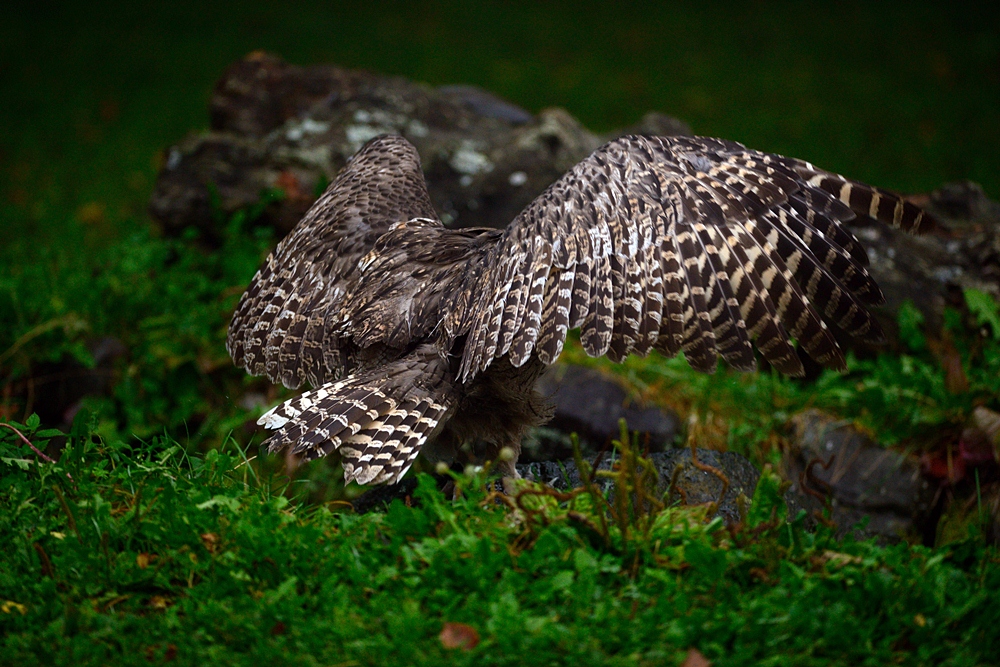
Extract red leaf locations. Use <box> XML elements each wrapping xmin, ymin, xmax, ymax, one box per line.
<box><xmin>439</xmin><ymin>622</ymin><xmax>480</xmax><ymax>650</ymax></box>
<box><xmin>681</xmin><ymin>648</ymin><xmax>711</xmax><ymax>667</ymax></box>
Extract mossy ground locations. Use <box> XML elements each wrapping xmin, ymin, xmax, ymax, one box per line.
<box><xmin>2</xmin><ymin>424</ymin><xmax>998</xmax><ymax>666</ymax></box>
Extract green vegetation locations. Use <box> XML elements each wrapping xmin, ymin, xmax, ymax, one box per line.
<box><xmin>2</xmin><ymin>2</ymin><xmax>999</xmax><ymax>664</ymax></box>
<box><xmin>564</xmin><ymin>292</ymin><xmax>1000</xmax><ymax>461</ymax></box>
<box><xmin>2</xmin><ymin>422</ymin><xmax>999</xmax><ymax>666</ymax></box>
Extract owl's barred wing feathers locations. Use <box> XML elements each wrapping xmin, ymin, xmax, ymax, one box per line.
<box><xmin>227</xmin><ymin>136</ymin><xmax>439</xmax><ymax>390</ymax></box>
<box><xmin>230</xmin><ymin>133</ymin><xmax>934</xmax><ymax>487</ymax></box>
<box><xmin>258</xmin><ymin>344</ymin><xmax>455</xmax><ymax>485</ymax></box>
<box><xmin>456</xmin><ymin>134</ymin><xmax>932</xmax><ymax>381</ymax></box>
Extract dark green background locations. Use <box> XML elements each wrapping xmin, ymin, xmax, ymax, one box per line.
<box><xmin>2</xmin><ymin>0</ymin><xmax>998</xmax><ymax>249</ymax></box>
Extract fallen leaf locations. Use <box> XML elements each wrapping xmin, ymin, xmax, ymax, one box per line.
<box><xmin>148</xmin><ymin>596</ymin><xmax>170</xmax><ymax>610</ymax></box>
<box><xmin>136</xmin><ymin>552</ymin><xmax>156</xmax><ymax>569</ymax></box>
<box><xmin>1</xmin><ymin>600</ymin><xmax>27</xmax><ymax>615</ymax></box>
<box><xmin>200</xmin><ymin>533</ymin><xmax>219</xmax><ymax>553</ymax></box>
<box><xmin>681</xmin><ymin>648</ymin><xmax>711</xmax><ymax>667</ymax></box>
<box><xmin>439</xmin><ymin>622</ymin><xmax>480</xmax><ymax>650</ymax></box>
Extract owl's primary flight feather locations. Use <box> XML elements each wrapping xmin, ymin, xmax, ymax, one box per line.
<box><xmin>228</xmin><ymin>134</ymin><xmax>932</xmax><ymax>486</ymax></box>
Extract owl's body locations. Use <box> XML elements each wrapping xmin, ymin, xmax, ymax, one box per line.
<box><xmin>228</xmin><ymin>134</ymin><xmax>931</xmax><ymax>485</ymax></box>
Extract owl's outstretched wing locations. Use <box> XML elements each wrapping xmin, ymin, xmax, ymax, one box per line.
<box><xmin>227</xmin><ymin>135</ymin><xmax>439</xmax><ymax>389</ymax></box>
<box><xmin>456</xmin><ymin>134</ymin><xmax>933</xmax><ymax>381</ymax></box>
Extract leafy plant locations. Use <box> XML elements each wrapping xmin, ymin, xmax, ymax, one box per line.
<box><xmin>0</xmin><ymin>198</ymin><xmax>278</xmax><ymax>448</ymax></box>
<box><xmin>563</xmin><ymin>292</ymin><xmax>1000</xmax><ymax>460</ymax></box>
<box><xmin>2</xmin><ymin>417</ymin><xmax>999</xmax><ymax>666</ymax></box>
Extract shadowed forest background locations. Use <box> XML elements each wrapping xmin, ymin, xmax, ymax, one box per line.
<box><xmin>2</xmin><ymin>2</ymin><xmax>1000</xmax><ymax>665</ymax></box>
<box><xmin>4</xmin><ymin>0</ymin><xmax>998</xmax><ymax>249</ymax></box>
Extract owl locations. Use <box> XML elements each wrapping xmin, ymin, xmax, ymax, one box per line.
<box><xmin>227</xmin><ymin>133</ymin><xmax>932</xmax><ymax>486</ymax></box>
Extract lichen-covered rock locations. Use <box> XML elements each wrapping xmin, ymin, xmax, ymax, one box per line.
<box><xmin>152</xmin><ymin>52</ymin><xmax>999</xmax><ymax>355</ymax></box>
<box><xmin>149</xmin><ymin>51</ymin><xmax>690</xmax><ymax>240</ymax></box>
<box><xmin>841</xmin><ymin>181</ymin><xmax>1000</xmax><ymax>356</ymax></box>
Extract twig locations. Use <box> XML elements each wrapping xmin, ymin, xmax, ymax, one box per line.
<box><xmin>33</xmin><ymin>543</ymin><xmax>55</xmax><ymax>578</ymax></box>
<box><xmin>51</xmin><ymin>485</ymin><xmax>81</xmax><ymax>540</ymax></box>
<box><xmin>0</xmin><ymin>422</ymin><xmax>56</xmax><ymax>463</ymax></box>
<box><xmin>688</xmin><ymin>439</ymin><xmax>730</xmax><ymax>516</ymax></box>
<box><xmin>801</xmin><ymin>456</ymin><xmax>837</xmax><ymax>528</ymax></box>
<box><xmin>0</xmin><ymin>421</ymin><xmax>75</xmax><ymax>483</ymax></box>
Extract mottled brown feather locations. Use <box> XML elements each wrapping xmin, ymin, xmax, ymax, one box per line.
<box><xmin>229</xmin><ymin>133</ymin><xmax>935</xmax><ymax>486</ymax></box>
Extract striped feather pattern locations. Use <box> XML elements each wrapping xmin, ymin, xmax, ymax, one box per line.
<box><xmin>257</xmin><ymin>344</ymin><xmax>456</xmax><ymax>485</ymax></box>
<box><xmin>456</xmin><ymin>134</ymin><xmax>933</xmax><ymax>381</ymax></box>
<box><xmin>228</xmin><ymin>133</ymin><xmax>935</xmax><ymax>488</ymax></box>
<box><xmin>227</xmin><ymin>135</ymin><xmax>438</xmax><ymax>389</ymax></box>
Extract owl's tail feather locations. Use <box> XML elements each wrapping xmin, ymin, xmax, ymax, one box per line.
<box><xmin>257</xmin><ymin>345</ymin><xmax>456</xmax><ymax>485</ymax></box>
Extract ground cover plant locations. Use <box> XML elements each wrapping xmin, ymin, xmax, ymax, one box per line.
<box><xmin>2</xmin><ymin>421</ymin><xmax>999</xmax><ymax>666</ymax></box>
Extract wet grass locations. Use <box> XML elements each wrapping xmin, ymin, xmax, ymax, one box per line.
<box><xmin>2</xmin><ymin>421</ymin><xmax>999</xmax><ymax>666</ymax></box>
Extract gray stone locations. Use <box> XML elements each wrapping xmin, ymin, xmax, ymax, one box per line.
<box><xmin>519</xmin><ymin>448</ymin><xmax>759</xmax><ymax>526</ymax></box>
<box><xmin>150</xmin><ymin>52</ymin><xmax>1000</xmax><ymax>357</ymax></box>
<box><xmin>149</xmin><ymin>52</ymin><xmax>690</xmax><ymax>241</ymax></box>
<box><xmin>784</xmin><ymin>409</ymin><xmax>937</xmax><ymax>542</ymax></box>
<box><xmin>837</xmin><ymin>181</ymin><xmax>1000</xmax><ymax>357</ymax></box>
<box><xmin>524</xmin><ymin>364</ymin><xmax>679</xmax><ymax>462</ymax></box>
<box><xmin>351</xmin><ymin>447</ymin><xmax>760</xmax><ymax>526</ymax></box>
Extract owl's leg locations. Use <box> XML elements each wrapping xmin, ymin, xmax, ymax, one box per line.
<box><xmin>485</xmin><ymin>436</ymin><xmax>522</xmax><ymax>495</ymax></box>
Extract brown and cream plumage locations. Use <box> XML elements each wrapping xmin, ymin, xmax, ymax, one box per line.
<box><xmin>227</xmin><ymin>133</ymin><xmax>932</xmax><ymax>486</ymax></box>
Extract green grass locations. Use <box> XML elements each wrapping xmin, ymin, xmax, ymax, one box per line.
<box><xmin>559</xmin><ymin>292</ymin><xmax>1000</xmax><ymax>463</ymax></box>
<box><xmin>2</xmin><ymin>421</ymin><xmax>999</xmax><ymax>666</ymax></box>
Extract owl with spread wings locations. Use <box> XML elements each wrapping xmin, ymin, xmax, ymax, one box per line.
<box><xmin>227</xmin><ymin>133</ymin><xmax>932</xmax><ymax>486</ymax></box>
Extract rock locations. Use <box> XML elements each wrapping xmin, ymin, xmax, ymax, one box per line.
<box><xmin>351</xmin><ymin>447</ymin><xmax>760</xmax><ymax>526</ymax></box>
<box><xmin>149</xmin><ymin>51</ymin><xmax>690</xmax><ymax>240</ymax></box>
<box><xmin>524</xmin><ymin>364</ymin><xmax>679</xmax><ymax>461</ymax></box>
<box><xmin>784</xmin><ymin>409</ymin><xmax>937</xmax><ymax>543</ymax></box>
<box><xmin>14</xmin><ymin>337</ymin><xmax>127</xmax><ymax>430</ymax></box>
<box><xmin>840</xmin><ymin>182</ymin><xmax>1000</xmax><ymax>356</ymax></box>
<box><xmin>520</xmin><ymin>448</ymin><xmax>759</xmax><ymax>526</ymax></box>
<box><xmin>151</xmin><ymin>52</ymin><xmax>1000</xmax><ymax>355</ymax></box>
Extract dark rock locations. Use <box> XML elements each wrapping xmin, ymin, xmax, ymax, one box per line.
<box><xmin>437</xmin><ymin>85</ymin><xmax>535</xmax><ymax>124</ymax></box>
<box><xmin>10</xmin><ymin>337</ymin><xmax>127</xmax><ymax>429</ymax></box>
<box><xmin>210</xmin><ymin>51</ymin><xmax>373</xmax><ymax>138</ymax></box>
<box><xmin>929</xmin><ymin>181</ymin><xmax>1000</xmax><ymax>223</ymax></box>
<box><xmin>784</xmin><ymin>409</ymin><xmax>937</xmax><ymax>543</ymax></box>
<box><xmin>842</xmin><ymin>182</ymin><xmax>1000</xmax><ymax>355</ymax></box>
<box><xmin>351</xmin><ymin>447</ymin><xmax>760</xmax><ymax>526</ymax></box>
<box><xmin>150</xmin><ymin>52</ymin><xmax>690</xmax><ymax>240</ymax></box>
<box><xmin>520</xmin><ymin>448</ymin><xmax>759</xmax><ymax>526</ymax></box>
<box><xmin>525</xmin><ymin>364</ymin><xmax>679</xmax><ymax>461</ymax></box>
